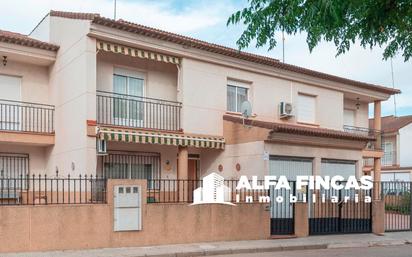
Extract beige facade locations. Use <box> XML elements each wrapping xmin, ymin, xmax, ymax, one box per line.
<box><xmin>0</xmin><ymin>10</ymin><xmax>401</xmax><ymax>250</ymax></box>
<box><xmin>0</xmin><ymin>9</ymin><xmax>398</xmax><ymax>183</ymax></box>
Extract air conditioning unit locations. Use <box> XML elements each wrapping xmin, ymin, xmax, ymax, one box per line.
<box><xmin>279</xmin><ymin>102</ymin><xmax>293</xmax><ymax>119</ymax></box>
<box><xmin>97</xmin><ymin>139</ymin><xmax>107</xmax><ymax>155</ymax></box>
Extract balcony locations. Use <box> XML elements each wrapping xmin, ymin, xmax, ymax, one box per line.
<box><xmin>96</xmin><ymin>91</ymin><xmax>182</xmax><ymax>131</ymax></box>
<box><xmin>0</xmin><ymin>99</ymin><xmax>54</xmax><ymax>134</ymax></box>
<box><xmin>343</xmin><ymin>125</ymin><xmax>382</xmax><ymax>150</ymax></box>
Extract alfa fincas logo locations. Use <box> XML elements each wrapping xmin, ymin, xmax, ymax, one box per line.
<box><xmin>192</xmin><ymin>172</ymin><xmax>234</xmax><ymax>205</ymax></box>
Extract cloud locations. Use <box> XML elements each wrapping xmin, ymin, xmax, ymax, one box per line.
<box><xmin>1</xmin><ymin>0</ymin><xmax>232</xmax><ymax>34</ymax></box>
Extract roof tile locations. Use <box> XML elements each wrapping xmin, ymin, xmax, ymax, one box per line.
<box><xmin>0</xmin><ymin>29</ymin><xmax>59</xmax><ymax>52</ymax></box>
<box><xmin>224</xmin><ymin>115</ymin><xmax>375</xmax><ymax>141</ymax></box>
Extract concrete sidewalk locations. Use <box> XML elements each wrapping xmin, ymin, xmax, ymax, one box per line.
<box><xmin>3</xmin><ymin>232</ymin><xmax>412</xmax><ymax>257</ymax></box>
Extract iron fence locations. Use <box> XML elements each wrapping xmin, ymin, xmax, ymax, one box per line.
<box><xmin>382</xmin><ymin>181</ymin><xmax>411</xmax><ymax>232</ymax></box>
<box><xmin>0</xmin><ymin>99</ymin><xmax>54</xmax><ymax>133</ymax></box>
<box><xmin>96</xmin><ymin>90</ymin><xmax>182</xmax><ymax>131</ymax></box>
<box><xmin>146</xmin><ymin>179</ymin><xmax>269</xmax><ymax>204</ymax></box>
<box><xmin>308</xmin><ymin>183</ymin><xmax>372</xmax><ymax>235</ymax></box>
<box><xmin>0</xmin><ymin>174</ymin><xmax>107</xmax><ymax>205</ymax></box>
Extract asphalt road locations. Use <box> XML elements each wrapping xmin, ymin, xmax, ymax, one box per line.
<box><xmin>213</xmin><ymin>245</ymin><xmax>412</xmax><ymax>257</ymax></box>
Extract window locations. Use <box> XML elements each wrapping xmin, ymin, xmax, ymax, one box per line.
<box><xmin>101</xmin><ymin>152</ymin><xmax>160</xmax><ymax>189</ymax></box>
<box><xmin>227</xmin><ymin>82</ymin><xmax>248</xmax><ymax>113</ymax></box>
<box><xmin>0</xmin><ymin>75</ymin><xmax>21</xmax><ymax>130</ymax></box>
<box><xmin>382</xmin><ymin>141</ymin><xmax>395</xmax><ymax>166</ymax></box>
<box><xmin>113</xmin><ymin>70</ymin><xmax>144</xmax><ymax>126</ymax></box>
<box><xmin>0</xmin><ymin>75</ymin><xmax>21</xmax><ymax>101</ymax></box>
<box><xmin>297</xmin><ymin>93</ymin><xmax>316</xmax><ymax>124</ymax></box>
<box><xmin>344</xmin><ymin>109</ymin><xmax>355</xmax><ymax>126</ymax></box>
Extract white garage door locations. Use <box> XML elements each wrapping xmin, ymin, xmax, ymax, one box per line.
<box><xmin>320</xmin><ymin>159</ymin><xmax>356</xmax><ymax>179</ymax></box>
<box><xmin>269</xmin><ymin>156</ymin><xmax>313</xmax><ymax>180</ymax></box>
<box><xmin>269</xmin><ymin>156</ymin><xmax>313</xmax><ymax>219</ymax></box>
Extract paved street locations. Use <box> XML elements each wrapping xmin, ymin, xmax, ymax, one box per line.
<box><xmin>213</xmin><ymin>245</ymin><xmax>412</xmax><ymax>257</ymax></box>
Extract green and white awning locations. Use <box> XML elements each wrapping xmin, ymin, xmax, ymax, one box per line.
<box><xmin>98</xmin><ymin>129</ymin><xmax>225</xmax><ymax>149</ymax></box>
<box><xmin>96</xmin><ymin>41</ymin><xmax>180</xmax><ymax>65</ymax></box>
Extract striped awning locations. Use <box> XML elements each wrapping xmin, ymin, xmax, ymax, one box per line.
<box><xmin>96</xmin><ymin>41</ymin><xmax>180</xmax><ymax>65</ymax></box>
<box><xmin>98</xmin><ymin>129</ymin><xmax>225</xmax><ymax>149</ymax></box>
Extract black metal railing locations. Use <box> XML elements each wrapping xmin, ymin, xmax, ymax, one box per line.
<box><xmin>0</xmin><ymin>99</ymin><xmax>54</xmax><ymax>133</ymax></box>
<box><xmin>382</xmin><ymin>181</ymin><xmax>411</xmax><ymax>232</ymax></box>
<box><xmin>343</xmin><ymin>125</ymin><xmax>382</xmax><ymax>150</ymax></box>
<box><xmin>146</xmin><ymin>179</ymin><xmax>269</xmax><ymax>204</ymax></box>
<box><xmin>96</xmin><ymin>90</ymin><xmax>182</xmax><ymax>131</ymax></box>
<box><xmin>308</xmin><ymin>182</ymin><xmax>372</xmax><ymax>235</ymax></box>
<box><xmin>0</xmin><ymin>174</ymin><xmax>107</xmax><ymax>205</ymax></box>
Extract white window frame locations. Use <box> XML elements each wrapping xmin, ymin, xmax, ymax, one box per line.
<box><xmin>112</xmin><ymin>68</ymin><xmax>146</xmax><ymax>127</ymax></box>
<box><xmin>343</xmin><ymin>108</ymin><xmax>356</xmax><ymax>127</ymax></box>
<box><xmin>297</xmin><ymin>93</ymin><xmax>317</xmax><ymax>124</ymax></box>
<box><xmin>226</xmin><ymin>80</ymin><xmax>250</xmax><ymax>113</ymax></box>
<box><xmin>0</xmin><ymin>74</ymin><xmax>22</xmax><ymax>131</ymax></box>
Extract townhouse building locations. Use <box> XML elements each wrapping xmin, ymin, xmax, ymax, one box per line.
<box><xmin>364</xmin><ymin>115</ymin><xmax>412</xmax><ymax>181</ymax></box>
<box><xmin>0</xmin><ymin>10</ymin><xmax>399</xmax><ymax>190</ymax></box>
<box><xmin>0</xmin><ymin>11</ymin><xmax>402</xmax><ymax>246</ymax></box>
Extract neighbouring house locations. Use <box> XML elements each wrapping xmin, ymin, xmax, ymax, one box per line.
<box><xmin>364</xmin><ymin>115</ymin><xmax>412</xmax><ymax>181</ymax></box>
<box><xmin>0</xmin><ymin>10</ymin><xmax>401</xmax><ymax>251</ymax></box>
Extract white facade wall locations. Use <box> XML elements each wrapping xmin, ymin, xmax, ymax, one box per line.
<box><xmin>399</xmin><ymin>123</ymin><xmax>412</xmax><ymax>167</ymax></box>
<box><xmin>43</xmin><ymin>16</ymin><xmax>97</xmax><ymax>176</ymax></box>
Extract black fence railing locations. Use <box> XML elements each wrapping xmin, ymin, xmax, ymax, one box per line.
<box><xmin>0</xmin><ymin>174</ymin><xmax>107</xmax><ymax>205</ymax></box>
<box><xmin>96</xmin><ymin>90</ymin><xmax>182</xmax><ymax>131</ymax></box>
<box><xmin>343</xmin><ymin>125</ymin><xmax>382</xmax><ymax>150</ymax></box>
<box><xmin>0</xmin><ymin>99</ymin><xmax>54</xmax><ymax>133</ymax></box>
<box><xmin>308</xmin><ymin>183</ymin><xmax>373</xmax><ymax>235</ymax></box>
<box><xmin>146</xmin><ymin>179</ymin><xmax>269</xmax><ymax>204</ymax></box>
<box><xmin>382</xmin><ymin>181</ymin><xmax>411</xmax><ymax>232</ymax></box>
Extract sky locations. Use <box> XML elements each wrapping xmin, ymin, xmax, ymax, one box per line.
<box><xmin>1</xmin><ymin>0</ymin><xmax>411</xmax><ymax>117</ymax></box>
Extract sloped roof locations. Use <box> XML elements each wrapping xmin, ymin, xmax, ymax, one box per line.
<box><xmin>48</xmin><ymin>10</ymin><xmax>400</xmax><ymax>95</ymax></box>
<box><xmin>369</xmin><ymin>115</ymin><xmax>412</xmax><ymax>133</ymax></box>
<box><xmin>224</xmin><ymin>115</ymin><xmax>374</xmax><ymax>141</ymax></box>
<box><xmin>0</xmin><ymin>29</ymin><xmax>59</xmax><ymax>51</ymax></box>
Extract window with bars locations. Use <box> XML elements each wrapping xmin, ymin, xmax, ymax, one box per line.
<box><xmin>100</xmin><ymin>152</ymin><xmax>160</xmax><ymax>189</ymax></box>
<box><xmin>0</xmin><ymin>153</ymin><xmax>29</xmax><ymax>189</ymax></box>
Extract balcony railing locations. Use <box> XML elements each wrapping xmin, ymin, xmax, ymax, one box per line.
<box><xmin>96</xmin><ymin>90</ymin><xmax>182</xmax><ymax>131</ymax></box>
<box><xmin>343</xmin><ymin>125</ymin><xmax>382</xmax><ymax>150</ymax></box>
<box><xmin>0</xmin><ymin>99</ymin><xmax>54</xmax><ymax>133</ymax></box>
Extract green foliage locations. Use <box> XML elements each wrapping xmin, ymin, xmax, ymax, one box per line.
<box><xmin>385</xmin><ymin>192</ymin><xmax>411</xmax><ymax>215</ymax></box>
<box><xmin>227</xmin><ymin>0</ymin><xmax>412</xmax><ymax>61</ymax></box>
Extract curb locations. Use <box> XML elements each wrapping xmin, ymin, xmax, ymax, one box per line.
<box><xmin>140</xmin><ymin>240</ymin><xmax>408</xmax><ymax>257</ymax></box>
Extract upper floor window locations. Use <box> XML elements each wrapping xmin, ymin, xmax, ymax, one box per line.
<box><xmin>0</xmin><ymin>74</ymin><xmax>21</xmax><ymax>101</ymax></box>
<box><xmin>344</xmin><ymin>109</ymin><xmax>356</xmax><ymax>126</ymax></box>
<box><xmin>227</xmin><ymin>81</ymin><xmax>249</xmax><ymax>113</ymax></box>
<box><xmin>297</xmin><ymin>93</ymin><xmax>316</xmax><ymax>124</ymax></box>
<box><xmin>113</xmin><ymin>68</ymin><xmax>145</xmax><ymax>125</ymax></box>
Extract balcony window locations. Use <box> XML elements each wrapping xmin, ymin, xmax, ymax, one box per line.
<box><xmin>297</xmin><ymin>93</ymin><xmax>316</xmax><ymax>124</ymax></box>
<box><xmin>113</xmin><ymin>72</ymin><xmax>144</xmax><ymax>126</ymax></box>
<box><xmin>344</xmin><ymin>109</ymin><xmax>355</xmax><ymax>126</ymax></box>
<box><xmin>227</xmin><ymin>83</ymin><xmax>248</xmax><ymax>113</ymax></box>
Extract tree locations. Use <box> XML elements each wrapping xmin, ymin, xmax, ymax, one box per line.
<box><xmin>227</xmin><ymin>0</ymin><xmax>412</xmax><ymax>61</ymax></box>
